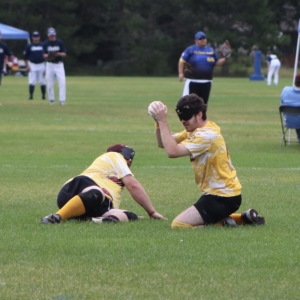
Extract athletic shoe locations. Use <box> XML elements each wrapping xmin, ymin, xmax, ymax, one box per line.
<box><xmin>221</xmin><ymin>216</ymin><xmax>237</xmax><ymax>227</ymax></box>
<box><xmin>42</xmin><ymin>96</ymin><xmax>45</xmax><ymax>100</ymax></box>
<box><xmin>29</xmin><ymin>96</ymin><xmax>33</xmax><ymax>100</ymax></box>
<box><xmin>40</xmin><ymin>214</ymin><xmax>61</xmax><ymax>224</ymax></box>
<box><xmin>91</xmin><ymin>217</ymin><xmax>118</xmax><ymax>224</ymax></box>
<box><xmin>241</xmin><ymin>208</ymin><xmax>265</xmax><ymax>225</ymax></box>
<box><xmin>60</xmin><ymin>101</ymin><xmax>65</xmax><ymax>106</ymax></box>
<box><xmin>50</xmin><ymin>100</ymin><xmax>54</xmax><ymax>105</ymax></box>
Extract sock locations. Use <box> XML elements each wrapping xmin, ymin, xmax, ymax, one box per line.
<box><xmin>29</xmin><ymin>85</ymin><xmax>35</xmax><ymax>96</ymax></box>
<box><xmin>171</xmin><ymin>220</ymin><xmax>197</xmax><ymax>229</ymax></box>
<box><xmin>55</xmin><ymin>195</ymin><xmax>86</xmax><ymax>220</ymax></box>
<box><xmin>41</xmin><ymin>85</ymin><xmax>46</xmax><ymax>97</ymax></box>
<box><xmin>230</xmin><ymin>213</ymin><xmax>244</xmax><ymax>225</ymax></box>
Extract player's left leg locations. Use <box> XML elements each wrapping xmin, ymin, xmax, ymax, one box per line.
<box><xmin>55</xmin><ymin>63</ymin><xmax>66</xmax><ymax>105</ymax></box>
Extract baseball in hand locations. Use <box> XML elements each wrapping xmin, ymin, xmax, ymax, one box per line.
<box><xmin>148</xmin><ymin>101</ymin><xmax>166</xmax><ymax>119</ymax></box>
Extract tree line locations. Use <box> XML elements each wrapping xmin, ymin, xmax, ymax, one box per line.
<box><xmin>1</xmin><ymin>0</ymin><xmax>299</xmax><ymax>76</ymax></box>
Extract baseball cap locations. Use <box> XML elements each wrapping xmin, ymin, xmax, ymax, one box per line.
<box><xmin>107</xmin><ymin>144</ymin><xmax>135</xmax><ymax>160</ymax></box>
<box><xmin>32</xmin><ymin>31</ymin><xmax>40</xmax><ymax>37</ymax></box>
<box><xmin>47</xmin><ymin>27</ymin><xmax>56</xmax><ymax>36</ymax></box>
<box><xmin>195</xmin><ymin>31</ymin><xmax>206</xmax><ymax>40</ymax></box>
<box><xmin>295</xmin><ymin>73</ymin><xmax>300</xmax><ymax>86</ymax></box>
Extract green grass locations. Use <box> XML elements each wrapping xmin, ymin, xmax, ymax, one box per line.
<box><xmin>0</xmin><ymin>74</ymin><xmax>300</xmax><ymax>300</ymax></box>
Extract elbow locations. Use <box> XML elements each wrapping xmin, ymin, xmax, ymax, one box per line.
<box><xmin>167</xmin><ymin>152</ymin><xmax>177</xmax><ymax>158</ymax></box>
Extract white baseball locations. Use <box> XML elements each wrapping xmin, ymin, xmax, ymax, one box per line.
<box><xmin>148</xmin><ymin>101</ymin><xmax>158</xmax><ymax>119</ymax></box>
<box><xmin>148</xmin><ymin>101</ymin><xmax>166</xmax><ymax>119</ymax></box>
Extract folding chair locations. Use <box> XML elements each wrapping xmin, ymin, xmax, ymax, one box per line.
<box><xmin>279</xmin><ymin>105</ymin><xmax>300</xmax><ymax>146</ymax></box>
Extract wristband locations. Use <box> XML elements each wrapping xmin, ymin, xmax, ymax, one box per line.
<box><xmin>148</xmin><ymin>210</ymin><xmax>156</xmax><ymax>216</ymax></box>
<box><xmin>154</xmin><ymin>123</ymin><xmax>160</xmax><ymax>129</ymax></box>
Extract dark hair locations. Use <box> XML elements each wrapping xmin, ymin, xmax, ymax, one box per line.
<box><xmin>176</xmin><ymin>94</ymin><xmax>207</xmax><ymax>120</ymax></box>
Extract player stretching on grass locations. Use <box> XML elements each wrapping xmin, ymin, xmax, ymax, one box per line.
<box><xmin>150</xmin><ymin>94</ymin><xmax>265</xmax><ymax>228</ymax></box>
<box><xmin>41</xmin><ymin>144</ymin><xmax>166</xmax><ymax>224</ymax></box>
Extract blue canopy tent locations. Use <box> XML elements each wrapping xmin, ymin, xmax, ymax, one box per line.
<box><xmin>0</xmin><ymin>23</ymin><xmax>30</xmax><ymax>43</ymax></box>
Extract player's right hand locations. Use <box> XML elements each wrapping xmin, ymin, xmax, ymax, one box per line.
<box><xmin>150</xmin><ymin>211</ymin><xmax>168</xmax><ymax>220</ymax></box>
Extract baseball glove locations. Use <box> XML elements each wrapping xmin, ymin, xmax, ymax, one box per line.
<box><xmin>47</xmin><ymin>52</ymin><xmax>57</xmax><ymax>61</ymax></box>
<box><xmin>219</xmin><ymin>40</ymin><xmax>232</xmax><ymax>59</ymax></box>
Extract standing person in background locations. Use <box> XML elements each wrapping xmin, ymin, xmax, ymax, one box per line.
<box><xmin>178</xmin><ymin>31</ymin><xmax>230</xmax><ymax>105</ymax></box>
<box><xmin>266</xmin><ymin>51</ymin><xmax>281</xmax><ymax>86</ymax></box>
<box><xmin>43</xmin><ymin>27</ymin><xmax>67</xmax><ymax>105</ymax></box>
<box><xmin>24</xmin><ymin>31</ymin><xmax>46</xmax><ymax>100</ymax></box>
<box><xmin>0</xmin><ymin>30</ymin><xmax>13</xmax><ymax>86</ymax></box>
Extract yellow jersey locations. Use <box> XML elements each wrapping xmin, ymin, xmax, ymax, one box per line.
<box><xmin>174</xmin><ymin>121</ymin><xmax>241</xmax><ymax>197</ymax></box>
<box><xmin>70</xmin><ymin>152</ymin><xmax>133</xmax><ymax>208</ymax></box>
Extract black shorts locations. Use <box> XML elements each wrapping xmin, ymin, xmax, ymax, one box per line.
<box><xmin>57</xmin><ymin>176</ymin><xmax>112</xmax><ymax>218</ymax></box>
<box><xmin>189</xmin><ymin>81</ymin><xmax>211</xmax><ymax>104</ymax></box>
<box><xmin>194</xmin><ymin>194</ymin><xmax>242</xmax><ymax>224</ymax></box>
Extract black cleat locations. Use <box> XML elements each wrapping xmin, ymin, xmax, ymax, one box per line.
<box><xmin>41</xmin><ymin>214</ymin><xmax>61</xmax><ymax>224</ymax></box>
<box><xmin>242</xmin><ymin>209</ymin><xmax>265</xmax><ymax>225</ymax></box>
<box><xmin>29</xmin><ymin>96</ymin><xmax>33</xmax><ymax>100</ymax></box>
<box><xmin>42</xmin><ymin>96</ymin><xmax>46</xmax><ymax>100</ymax></box>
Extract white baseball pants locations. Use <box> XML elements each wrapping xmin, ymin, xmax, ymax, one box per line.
<box><xmin>46</xmin><ymin>62</ymin><xmax>66</xmax><ymax>101</ymax></box>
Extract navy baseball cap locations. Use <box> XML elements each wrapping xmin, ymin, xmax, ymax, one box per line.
<box><xmin>195</xmin><ymin>31</ymin><xmax>206</xmax><ymax>39</ymax></box>
<box><xmin>47</xmin><ymin>27</ymin><xmax>56</xmax><ymax>36</ymax></box>
<box><xmin>32</xmin><ymin>31</ymin><xmax>40</xmax><ymax>37</ymax></box>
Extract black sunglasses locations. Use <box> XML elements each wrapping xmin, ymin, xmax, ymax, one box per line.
<box><xmin>198</xmin><ymin>37</ymin><xmax>206</xmax><ymax>40</ymax></box>
<box><xmin>175</xmin><ymin>108</ymin><xmax>195</xmax><ymax>121</ymax></box>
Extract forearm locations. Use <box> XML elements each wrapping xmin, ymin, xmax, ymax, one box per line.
<box><xmin>157</xmin><ymin>120</ymin><xmax>179</xmax><ymax>157</ymax></box>
<box><xmin>215</xmin><ymin>58</ymin><xmax>226</xmax><ymax>66</ymax></box>
<box><xmin>128</xmin><ymin>181</ymin><xmax>155</xmax><ymax>214</ymax></box>
<box><xmin>155</xmin><ymin>123</ymin><xmax>164</xmax><ymax>148</ymax></box>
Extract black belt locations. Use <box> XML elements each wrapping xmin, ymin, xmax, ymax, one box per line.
<box><xmin>47</xmin><ymin>61</ymin><xmax>61</xmax><ymax>64</ymax></box>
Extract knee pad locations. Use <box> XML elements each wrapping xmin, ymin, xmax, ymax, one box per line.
<box><xmin>79</xmin><ymin>189</ymin><xmax>104</xmax><ymax>212</ymax></box>
<box><xmin>124</xmin><ymin>211</ymin><xmax>138</xmax><ymax>221</ymax></box>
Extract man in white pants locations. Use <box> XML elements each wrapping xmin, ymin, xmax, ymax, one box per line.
<box><xmin>43</xmin><ymin>27</ymin><xmax>67</xmax><ymax>105</ymax></box>
<box><xmin>24</xmin><ymin>31</ymin><xmax>46</xmax><ymax>100</ymax></box>
<box><xmin>266</xmin><ymin>51</ymin><xmax>281</xmax><ymax>86</ymax></box>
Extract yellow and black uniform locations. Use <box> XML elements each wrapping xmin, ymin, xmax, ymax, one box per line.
<box><xmin>174</xmin><ymin>121</ymin><xmax>242</xmax><ymax>223</ymax></box>
<box><xmin>57</xmin><ymin>152</ymin><xmax>133</xmax><ymax>219</ymax></box>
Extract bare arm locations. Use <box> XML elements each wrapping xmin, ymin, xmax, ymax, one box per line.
<box><xmin>178</xmin><ymin>59</ymin><xmax>185</xmax><ymax>82</ymax></box>
<box><xmin>215</xmin><ymin>58</ymin><xmax>227</xmax><ymax>66</ymax></box>
<box><xmin>152</xmin><ymin>102</ymin><xmax>191</xmax><ymax>158</ymax></box>
<box><xmin>121</xmin><ymin>175</ymin><xmax>166</xmax><ymax>219</ymax></box>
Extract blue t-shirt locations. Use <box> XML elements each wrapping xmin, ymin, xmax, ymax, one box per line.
<box><xmin>23</xmin><ymin>42</ymin><xmax>45</xmax><ymax>64</ymax></box>
<box><xmin>43</xmin><ymin>39</ymin><xmax>66</xmax><ymax>62</ymax></box>
<box><xmin>0</xmin><ymin>41</ymin><xmax>12</xmax><ymax>71</ymax></box>
<box><xmin>180</xmin><ymin>45</ymin><xmax>219</xmax><ymax>80</ymax></box>
<box><xmin>280</xmin><ymin>86</ymin><xmax>300</xmax><ymax>127</ymax></box>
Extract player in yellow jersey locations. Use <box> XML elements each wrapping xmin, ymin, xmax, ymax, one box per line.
<box><xmin>150</xmin><ymin>94</ymin><xmax>265</xmax><ymax>228</ymax></box>
<box><xmin>41</xmin><ymin>144</ymin><xmax>166</xmax><ymax>224</ymax></box>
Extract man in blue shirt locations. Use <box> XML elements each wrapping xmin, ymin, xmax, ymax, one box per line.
<box><xmin>43</xmin><ymin>27</ymin><xmax>67</xmax><ymax>105</ymax></box>
<box><xmin>0</xmin><ymin>30</ymin><xmax>13</xmax><ymax>86</ymax></box>
<box><xmin>24</xmin><ymin>31</ymin><xmax>46</xmax><ymax>99</ymax></box>
<box><xmin>280</xmin><ymin>73</ymin><xmax>300</xmax><ymax>143</ymax></box>
<box><xmin>178</xmin><ymin>31</ymin><xmax>229</xmax><ymax>104</ymax></box>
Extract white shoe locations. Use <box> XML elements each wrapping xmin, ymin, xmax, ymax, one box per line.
<box><xmin>60</xmin><ymin>101</ymin><xmax>65</xmax><ymax>106</ymax></box>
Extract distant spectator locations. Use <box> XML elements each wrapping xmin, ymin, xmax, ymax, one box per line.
<box><xmin>266</xmin><ymin>51</ymin><xmax>281</xmax><ymax>86</ymax></box>
<box><xmin>280</xmin><ymin>73</ymin><xmax>300</xmax><ymax>143</ymax></box>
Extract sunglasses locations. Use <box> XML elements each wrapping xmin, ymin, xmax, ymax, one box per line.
<box><xmin>198</xmin><ymin>37</ymin><xmax>206</xmax><ymax>40</ymax></box>
<box><xmin>120</xmin><ymin>147</ymin><xmax>135</xmax><ymax>160</ymax></box>
<box><xmin>175</xmin><ymin>108</ymin><xmax>195</xmax><ymax>121</ymax></box>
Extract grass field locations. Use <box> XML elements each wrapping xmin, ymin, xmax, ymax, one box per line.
<box><xmin>0</xmin><ymin>74</ymin><xmax>300</xmax><ymax>300</ymax></box>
